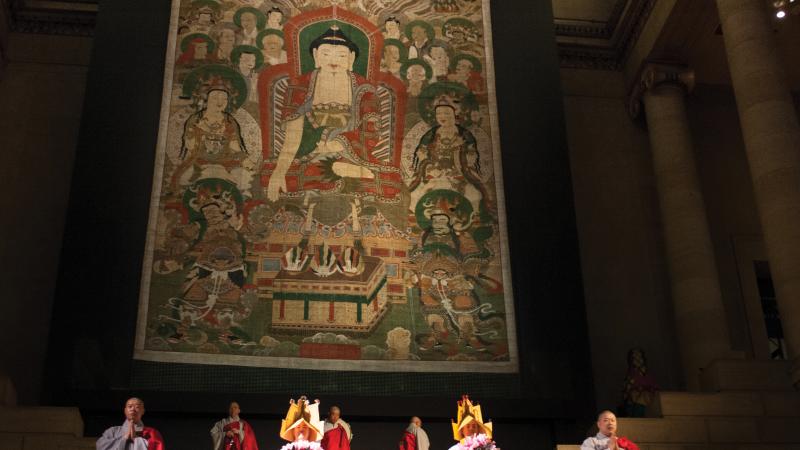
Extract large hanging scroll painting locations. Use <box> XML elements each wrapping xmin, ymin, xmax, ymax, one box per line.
<box><xmin>135</xmin><ymin>0</ymin><xmax>517</xmax><ymax>373</ymax></box>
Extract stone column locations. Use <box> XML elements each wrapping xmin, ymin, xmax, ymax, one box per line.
<box><xmin>630</xmin><ymin>63</ymin><xmax>733</xmax><ymax>390</ymax></box>
<box><xmin>717</xmin><ymin>0</ymin><xmax>800</xmax><ymax>385</ymax></box>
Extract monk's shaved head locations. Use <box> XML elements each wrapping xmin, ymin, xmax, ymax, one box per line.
<box><xmin>124</xmin><ymin>398</ymin><xmax>145</xmax><ymax>422</ymax></box>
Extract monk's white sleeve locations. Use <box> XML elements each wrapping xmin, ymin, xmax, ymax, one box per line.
<box><xmin>96</xmin><ymin>427</ymin><xmax>126</xmax><ymax>450</ymax></box>
<box><xmin>210</xmin><ymin>419</ymin><xmax>224</xmax><ymax>450</ymax></box>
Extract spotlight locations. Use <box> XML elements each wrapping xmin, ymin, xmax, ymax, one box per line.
<box><xmin>776</xmin><ymin>9</ymin><xmax>787</xmax><ymax>17</ymax></box>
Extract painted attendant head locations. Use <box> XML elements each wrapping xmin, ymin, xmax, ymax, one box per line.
<box><xmin>266</xmin><ymin>7</ymin><xmax>283</xmax><ymax>28</ymax></box>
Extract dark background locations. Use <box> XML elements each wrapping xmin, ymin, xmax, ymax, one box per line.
<box><xmin>44</xmin><ymin>0</ymin><xmax>595</xmax><ymax>448</ymax></box>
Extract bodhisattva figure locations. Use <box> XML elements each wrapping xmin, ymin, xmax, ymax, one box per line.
<box><xmin>172</xmin><ymin>78</ymin><xmax>252</xmax><ymax>191</ymax></box>
<box><xmin>409</xmin><ymin>103</ymin><xmax>490</xmax><ymax>214</ymax></box>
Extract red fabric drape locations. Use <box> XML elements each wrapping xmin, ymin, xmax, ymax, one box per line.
<box><xmin>320</xmin><ymin>425</ymin><xmax>351</xmax><ymax>450</ymax></box>
<box><xmin>618</xmin><ymin>437</ymin><xmax>640</xmax><ymax>450</ymax></box>
<box><xmin>142</xmin><ymin>427</ymin><xmax>165</xmax><ymax>450</ymax></box>
<box><xmin>223</xmin><ymin>421</ymin><xmax>243</xmax><ymax>450</ymax></box>
<box><xmin>222</xmin><ymin>420</ymin><xmax>259</xmax><ymax>450</ymax></box>
<box><xmin>242</xmin><ymin>421</ymin><xmax>259</xmax><ymax>450</ymax></box>
<box><xmin>398</xmin><ymin>431</ymin><xmax>416</xmax><ymax>450</ymax></box>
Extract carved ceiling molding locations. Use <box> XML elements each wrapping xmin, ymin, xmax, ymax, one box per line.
<box><xmin>556</xmin><ymin>0</ymin><xmax>657</xmax><ymax>71</ymax></box>
<box><xmin>553</xmin><ymin>0</ymin><xmax>627</xmax><ymax>39</ymax></box>
<box><xmin>1</xmin><ymin>0</ymin><xmax>97</xmax><ymax>36</ymax></box>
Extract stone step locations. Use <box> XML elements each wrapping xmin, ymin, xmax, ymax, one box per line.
<box><xmin>25</xmin><ymin>435</ymin><xmax>95</xmax><ymax>450</ymax></box>
<box><xmin>761</xmin><ymin>418</ymin><xmax>800</xmax><ymax>444</ymax></box>
<box><xmin>701</xmin><ymin>360</ymin><xmax>794</xmax><ymax>392</ymax></box>
<box><xmin>614</xmin><ymin>417</ymin><xmax>800</xmax><ymax>444</ymax></box>
<box><xmin>0</xmin><ymin>433</ymin><xmax>96</xmax><ymax>450</ymax></box>
<box><xmin>54</xmin><ymin>440</ymin><xmax>97</xmax><ymax>450</ymax></box>
<box><xmin>650</xmin><ymin>392</ymin><xmax>764</xmax><ymax>417</ymax></box>
<box><xmin>618</xmin><ymin>417</ymin><xmax>707</xmax><ymax>443</ymax></box>
<box><xmin>0</xmin><ymin>407</ymin><xmax>84</xmax><ymax>437</ymax></box>
<box><xmin>650</xmin><ymin>391</ymin><xmax>800</xmax><ymax>417</ymax></box>
<box><xmin>762</xmin><ymin>392</ymin><xmax>800</xmax><ymax>416</ymax></box>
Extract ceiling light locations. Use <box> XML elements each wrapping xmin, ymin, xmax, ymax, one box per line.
<box><xmin>776</xmin><ymin>10</ymin><xmax>787</xmax><ymax>18</ymax></box>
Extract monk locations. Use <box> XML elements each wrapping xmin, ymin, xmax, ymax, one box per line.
<box><xmin>321</xmin><ymin>406</ymin><xmax>353</xmax><ymax>450</ymax></box>
<box><xmin>399</xmin><ymin>416</ymin><xmax>430</xmax><ymax>450</ymax></box>
<box><xmin>580</xmin><ymin>410</ymin><xmax>640</xmax><ymax>450</ymax></box>
<box><xmin>210</xmin><ymin>401</ymin><xmax>259</xmax><ymax>450</ymax></box>
<box><xmin>96</xmin><ymin>397</ymin><xmax>165</xmax><ymax>450</ymax></box>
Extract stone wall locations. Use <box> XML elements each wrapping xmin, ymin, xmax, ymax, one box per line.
<box><xmin>561</xmin><ymin>67</ymin><xmax>682</xmax><ymax>411</ymax></box>
<box><xmin>561</xmin><ymin>64</ymin><xmax>791</xmax><ymax>410</ymax></box>
<box><xmin>0</xmin><ymin>32</ymin><xmax>92</xmax><ymax>404</ymax></box>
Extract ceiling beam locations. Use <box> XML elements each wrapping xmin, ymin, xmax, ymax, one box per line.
<box><xmin>2</xmin><ymin>0</ymin><xmax>96</xmax><ymax>36</ymax></box>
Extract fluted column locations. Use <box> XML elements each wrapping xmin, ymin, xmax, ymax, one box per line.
<box><xmin>717</xmin><ymin>0</ymin><xmax>800</xmax><ymax>384</ymax></box>
<box><xmin>631</xmin><ymin>63</ymin><xmax>733</xmax><ymax>390</ymax></box>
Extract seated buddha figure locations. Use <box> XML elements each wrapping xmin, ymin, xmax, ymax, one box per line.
<box><xmin>261</xmin><ymin>22</ymin><xmax>406</xmax><ymax>246</ymax></box>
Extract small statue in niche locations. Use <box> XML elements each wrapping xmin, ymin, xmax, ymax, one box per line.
<box><xmin>619</xmin><ymin>347</ymin><xmax>659</xmax><ymax>417</ymax></box>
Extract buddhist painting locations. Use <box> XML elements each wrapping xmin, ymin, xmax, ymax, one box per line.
<box><xmin>134</xmin><ymin>0</ymin><xmax>517</xmax><ymax>373</ymax></box>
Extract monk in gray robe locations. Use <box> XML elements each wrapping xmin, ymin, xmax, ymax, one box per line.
<box><xmin>96</xmin><ymin>397</ymin><xmax>165</xmax><ymax>450</ymax></box>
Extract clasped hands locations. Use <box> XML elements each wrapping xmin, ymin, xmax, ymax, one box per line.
<box><xmin>125</xmin><ymin>420</ymin><xmax>139</xmax><ymax>442</ymax></box>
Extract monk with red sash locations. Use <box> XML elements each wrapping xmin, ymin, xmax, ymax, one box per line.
<box><xmin>399</xmin><ymin>416</ymin><xmax>430</xmax><ymax>450</ymax></box>
<box><xmin>580</xmin><ymin>411</ymin><xmax>640</xmax><ymax>450</ymax></box>
<box><xmin>211</xmin><ymin>402</ymin><xmax>259</xmax><ymax>450</ymax></box>
<box><xmin>96</xmin><ymin>397</ymin><xmax>166</xmax><ymax>450</ymax></box>
<box><xmin>321</xmin><ymin>405</ymin><xmax>352</xmax><ymax>450</ymax></box>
